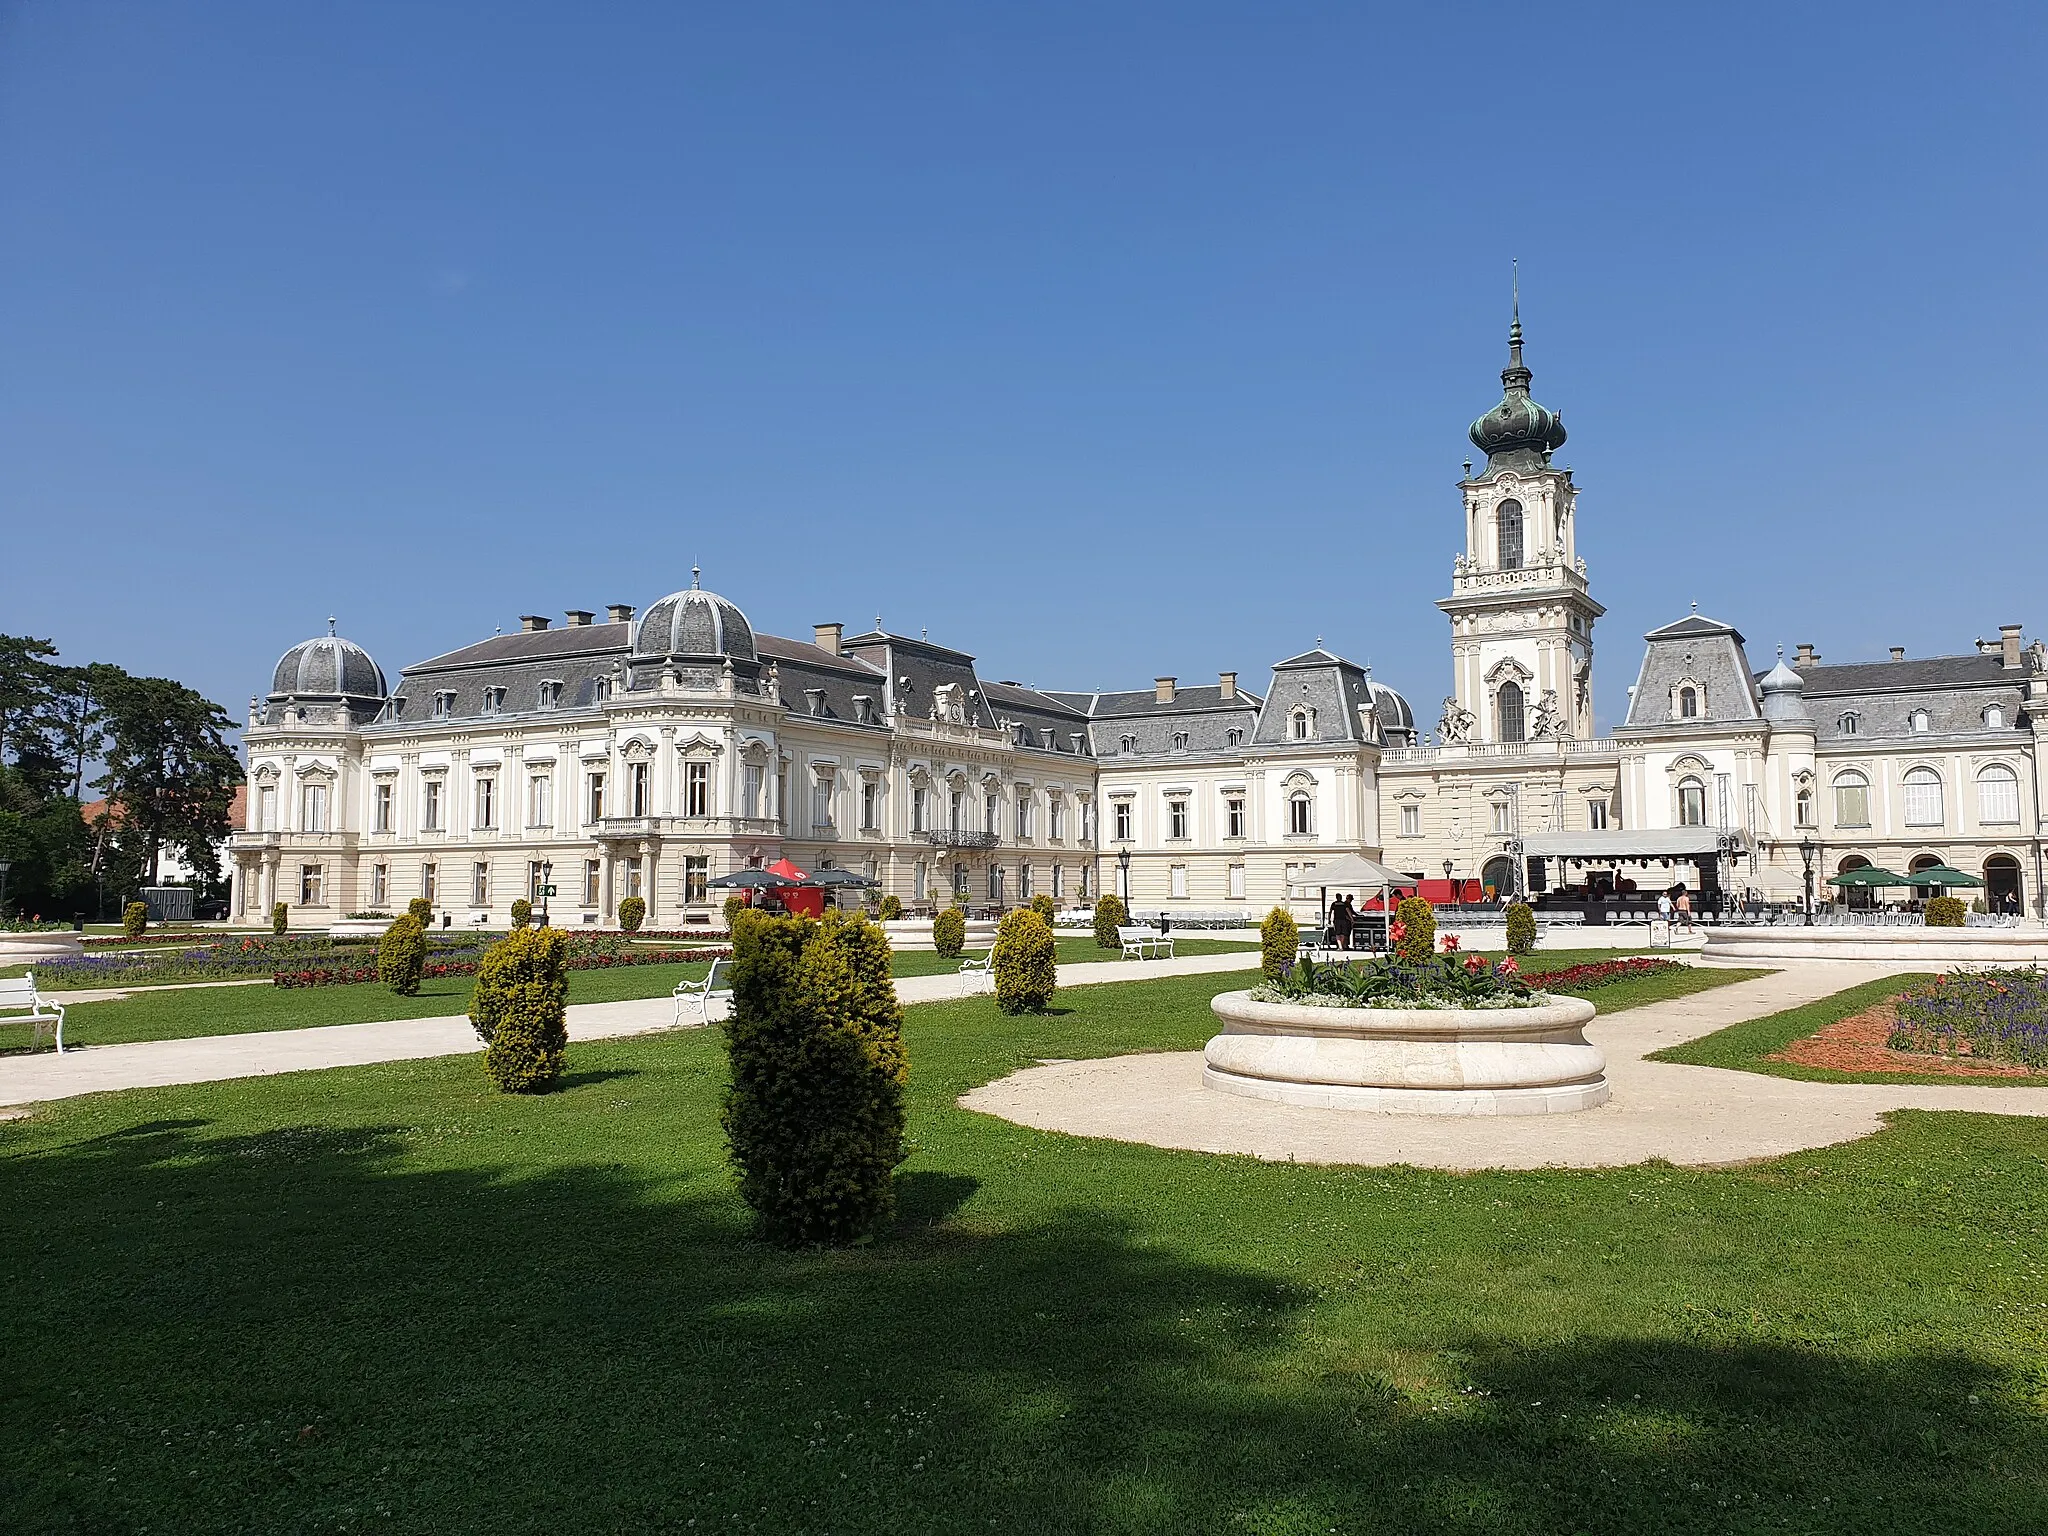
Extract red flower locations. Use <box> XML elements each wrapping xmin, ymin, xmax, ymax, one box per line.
<box><xmin>1497</xmin><ymin>958</ymin><xmax>1520</xmax><ymax>976</ymax></box>
<box><xmin>1464</xmin><ymin>954</ymin><xmax>1485</xmax><ymax>973</ymax></box>
<box><xmin>1441</xmin><ymin>933</ymin><xmax>1460</xmax><ymax>952</ymax></box>
<box><xmin>1389</xmin><ymin>919</ymin><xmax>1408</xmax><ymax>943</ymax></box>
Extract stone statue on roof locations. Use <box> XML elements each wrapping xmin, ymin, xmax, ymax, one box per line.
<box><xmin>1438</xmin><ymin>696</ymin><xmax>1476</xmax><ymax>744</ymax></box>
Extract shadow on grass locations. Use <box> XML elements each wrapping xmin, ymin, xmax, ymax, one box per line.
<box><xmin>2</xmin><ymin>1118</ymin><xmax>2040</xmax><ymax>1534</ymax></box>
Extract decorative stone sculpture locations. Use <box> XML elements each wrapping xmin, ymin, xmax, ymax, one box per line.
<box><xmin>1438</xmin><ymin>697</ymin><xmax>1476</xmax><ymax>744</ymax></box>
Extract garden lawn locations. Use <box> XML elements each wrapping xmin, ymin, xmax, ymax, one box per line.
<box><xmin>2</xmin><ymin>970</ymin><xmax>2043</xmax><ymax>1535</ymax></box>
<box><xmin>892</xmin><ymin>934</ymin><xmax>1257</xmax><ymax>977</ymax></box>
<box><xmin>1648</xmin><ymin>973</ymin><xmax>2048</xmax><ymax>1087</ymax></box>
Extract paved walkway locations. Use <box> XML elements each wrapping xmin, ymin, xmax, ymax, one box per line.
<box><xmin>0</xmin><ymin>951</ymin><xmax>1260</xmax><ymax>1109</ymax></box>
<box><xmin>961</xmin><ymin>963</ymin><xmax>2048</xmax><ymax>1170</ymax></box>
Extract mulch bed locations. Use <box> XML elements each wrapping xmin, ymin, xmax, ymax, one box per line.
<box><xmin>1771</xmin><ymin>998</ymin><xmax>2048</xmax><ymax>1079</ymax></box>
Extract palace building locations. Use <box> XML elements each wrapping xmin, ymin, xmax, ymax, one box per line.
<box><xmin>232</xmin><ymin>314</ymin><xmax>2048</xmax><ymax>925</ymax></box>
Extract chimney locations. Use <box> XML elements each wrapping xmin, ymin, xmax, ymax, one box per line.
<box><xmin>606</xmin><ymin>604</ymin><xmax>635</xmax><ymax>624</ymax></box>
<box><xmin>519</xmin><ymin>614</ymin><xmax>551</xmax><ymax>632</ymax></box>
<box><xmin>1154</xmin><ymin>676</ymin><xmax>1177</xmax><ymax>704</ymax></box>
<box><xmin>2001</xmin><ymin>623</ymin><xmax>2024</xmax><ymax>670</ymax></box>
<box><xmin>814</xmin><ymin>622</ymin><xmax>843</xmax><ymax>657</ymax></box>
<box><xmin>563</xmin><ymin>609</ymin><xmax>594</xmax><ymax>628</ymax></box>
<box><xmin>1794</xmin><ymin>643</ymin><xmax>1818</xmax><ymax>667</ymax></box>
<box><xmin>1218</xmin><ymin>671</ymin><xmax>1237</xmax><ymax>701</ymax></box>
<box><xmin>1889</xmin><ymin>646</ymin><xmax>1906</xmax><ymax>662</ymax></box>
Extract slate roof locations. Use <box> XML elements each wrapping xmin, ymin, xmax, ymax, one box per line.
<box><xmin>1621</xmin><ymin>614</ymin><xmax>1761</xmax><ymax>729</ymax></box>
<box><xmin>1790</xmin><ymin>651</ymin><xmax>2033</xmax><ymax>744</ymax></box>
<box><xmin>757</xmin><ymin>633</ymin><xmax>889</xmax><ymax>730</ymax></box>
<box><xmin>841</xmin><ymin>630</ymin><xmax>1001</xmax><ymax>730</ymax></box>
<box><xmin>1254</xmin><ymin>649</ymin><xmax>1416</xmax><ymax>749</ymax></box>
<box><xmin>981</xmin><ymin>682</ymin><xmax>1094</xmax><ymax>756</ymax></box>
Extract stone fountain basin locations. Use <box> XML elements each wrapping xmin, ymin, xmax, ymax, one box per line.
<box><xmin>0</xmin><ymin>931</ymin><xmax>84</xmax><ymax>965</ymax></box>
<box><xmin>1205</xmin><ymin>989</ymin><xmax>1608</xmax><ymax>1116</ymax></box>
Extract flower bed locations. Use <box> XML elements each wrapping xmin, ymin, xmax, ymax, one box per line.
<box><xmin>81</xmin><ymin>931</ymin><xmax>248</xmax><ymax>949</ymax></box>
<box><xmin>1252</xmin><ymin>932</ymin><xmax>1538</xmax><ymax>1010</ymax></box>
<box><xmin>1529</xmin><ymin>957</ymin><xmax>1687</xmax><ymax>993</ymax></box>
<box><xmin>33</xmin><ymin>933</ymin><xmax>494</xmax><ymax>987</ymax></box>
<box><xmin>1886</xmin><ymin>969</ymin><xmax>2048</xmax><ymax>1069</ymax></box>
<box><xmin>273</xmin><ymin>944</ymin><xmax>730</xmax><ymax>988</ymax></box>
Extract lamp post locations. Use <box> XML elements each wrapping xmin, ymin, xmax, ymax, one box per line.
<box><xmin>1116</xmin><ymin>845</ymin><xmax>1131</xmax><ymax>905</ymax></box>
<box><xmin>1442</xmin><ymin>858</ymin><xmax>1455</xmax><ymax>911</ymax></box>
<box><xmin>539</xmin><ymin>859</ymin><xmax>553</xmax><ymax>928</ymax></box>
<box><xmin>1798</xmin><ymin>838</ymin><xmax>1816</xmax><ymax>926</ymax></box>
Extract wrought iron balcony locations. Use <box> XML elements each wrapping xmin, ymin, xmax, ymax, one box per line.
<box><xmin>924</xmin><ymin>829</ymin><xmax>1000</xmax><ymax>849</ymax></box>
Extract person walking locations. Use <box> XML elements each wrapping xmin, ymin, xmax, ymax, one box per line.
<box><xmin>1330</xmin><ymin>893</ymin><xmax>1356</xmax><ymax>952</ymax></box>
<box><xmin>1675</xmin><ymin>888</ymin><xmax>1694</xmax><ymax>933</ymax></box>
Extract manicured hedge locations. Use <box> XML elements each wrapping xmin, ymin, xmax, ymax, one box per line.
<box><xmin>617</xmin><ymin>896</ymin><xmax>646</xmax><ymax>933</ymax></box>
<box><xmin>1393</xmin><ymin>896</ymin><xmax>1435</xmax><ymax>964</ymax></box>
<box><xmin>1093</xmin><ymin>893</ymin><xmax>1128</xmax><ymax>950</ymax></box>
<box><xmin>1260</xmin><ymin>907</ymin><xmax>1297</xmax><ymax>980</ymax></box>
<box><xmin>1924</xmin><ymin>896</ymin><xmax>1966</xmax><ymax>928</ymax></box>
<box><xmin>932</xmin><ymin>907</ymin><xmax>966</xmax><ymax>959</ymax></box>
<box><xmin>122</xmin><ymin>902</ymin><xmax>148</xmax><ymax>938</ymax></box>
<box><xmin>473</xmin><ymin>926</ymin><xmax>570</xmax><ymax>1093</ymax></box>
<box><xmin>1504</xmin><ymin>900</ymin><xmax>1536</xmax><ymax>955</ymax></box>
<box><xmin>993</xmin><ymin>908</ymin><xmax>1057</xmax><ymax>1014</ymax></box>
<box><xmin>377</xmin><ymin>915</ymin><xmax>426</xmax><ymax>996</ymax></box>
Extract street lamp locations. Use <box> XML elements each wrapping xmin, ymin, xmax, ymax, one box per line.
<box><xmin>1442</xmin><ymin>859</ymin><xmax>1456</xmax><ymax>911</ymax></box>
<box><xmin>1117</xmin><ymin>845</ymin><xmax>1131</xmax><ymax>905</ymax></box>
<box><xmin>1798</xmin><ymin>838</ymin><xmax>1816</xmax><ymax>926</ymax></box>
<box><xmin>539</xmin><ymin>859</ymin><xmax>553</xmax><ymax>928</ymax></box>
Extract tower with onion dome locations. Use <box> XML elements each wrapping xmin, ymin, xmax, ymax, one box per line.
<box><xmin>1434</xmin><ymin>289</ymin><xmax>1604</xmax><ymax>745</ymax></box>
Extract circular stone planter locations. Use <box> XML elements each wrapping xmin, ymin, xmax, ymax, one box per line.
<box><xmin>1205</xmin><ymin>989</ymin><xmax>1608</xmax><ymax>1116</ymax></box>
<box><xmin>0</xmin><ymin>931</ymin><xmax>84</xmax><ymax>965</ymax></box>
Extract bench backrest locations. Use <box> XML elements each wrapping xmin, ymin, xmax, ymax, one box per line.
<box><xmin>0</xmin><ymin>975</ymin><xmax>40</xmax><ymax>1007</ymax></box>
<box><xmin>705</xmin><ymin>957</ymin><xmax>729</xmax><ymax>989</ymax></box>
<box><xmin>1116</xmin><ymin>925</ymin><xmax>1160</xmax><ymax>940</ymax></box>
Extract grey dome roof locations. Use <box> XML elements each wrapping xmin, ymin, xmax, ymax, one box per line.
<box><xmin>1758</xmin><ymin>653</ymin><xmax>1811</xmax><ymax>724</ymax></box>
<box><xmin>269</xmin><ymin>625</ymin><xmax>387</xmax><ymax>701</ymax></box>
<box><xmin>1369</xmin><ymin>681</ymin><xmax>1415</xmax><ymax>732</ymax></box>
<box><xmin>632</xmin><ymin>578</ymin><xmax>756</xmax><ymax>662</ymax></box>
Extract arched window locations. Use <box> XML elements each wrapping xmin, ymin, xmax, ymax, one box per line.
<box><xmin>1838</xmin><ymin>712</ymin><xmax>1860</xmax><ymax>735</ymax></box>
<box><xmin>1984</xmin><ymin>704</ymin><xmax>2005</xmax><ymax>730</ymax></box>
<box><xmin>1794</xmin><ymin>785</ymin><xmax>1815</xmax><ymax>827</ymax></box>
<box><xmin>1984</xmin><ymin>853</ymin><xmax>2023</xmax><ymax>912</ymax></box>
<box><xmin>1496</xmin><ymin>500</ymin><xmax>1524</xmax><ymax>571</ymax></box>
<box><xmin>1978</xmin><ymin>764</ymin><xmax>2020</xmax><ymax>824</ymax></box>
<box><xmin>1910</xmin><ymin>709</ymin><xmax>1931</xmax><ymax>734</ymax></box>
<box><xmin>1833</xmin><ymin>771</ymin><xmax>1870</xmax><ymax>827</ymax></box>
<box><xmin>1291</xmin><ymin>708</ymin><xmax>1313</xmax><ymax>741</ymax></box>
<box><xmin>1497</xmin><ymin>681</ymin><xmax>1525</xmax><ymax>742</ymax></box>
<box><xmin>1678</xmin><ymin>686</ymin><xmax>1699</xmax><ymax>719</ymax></box>
<box><xmin>1902</xmin><ymin>766</ymin><xmax>1944</xmax><ymax>826</ymax></box>
<box><xmin>1677</xmin><ymin>776</ymin><xmax>1707</xmax><ymax>826</ymax></box>
<box><xmin>1288</xmin><ymin>790</ymin><xmax>1313</xmax><ymax>836</ymax></box>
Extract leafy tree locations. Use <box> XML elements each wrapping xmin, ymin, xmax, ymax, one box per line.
<box><xmin>90</xmin><ymin>669</ymin><xmax>241</xmax><ymax>887</ymax></box>
<box><xmin>0</xmin><ymin>635</ymin><xmax>67</xmax><ymax>796</ymax></box>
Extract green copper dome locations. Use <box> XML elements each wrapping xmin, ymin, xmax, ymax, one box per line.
<box><xmin>1468</xmin><ymin>305</ymin><xmax>1566</xmax><ymax>474</ymax></box>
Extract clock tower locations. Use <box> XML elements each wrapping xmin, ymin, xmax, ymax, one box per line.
<box><xmin>1435</xmin><ymin>300</ymin><xmax>1603</xmax><ymax>745</ymax></box>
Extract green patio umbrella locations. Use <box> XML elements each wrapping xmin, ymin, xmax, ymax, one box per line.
<box><xmin>1826</xmin><ymin>866</ymin><xmax>1912</xmax><ymax>888</ymax></box>
<box><xmin>1901</xmin><ymin>866</ymin><xmax>1984</xmax><ymax>888</ymax></box>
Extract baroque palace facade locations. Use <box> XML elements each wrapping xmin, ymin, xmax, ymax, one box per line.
<box><xmin>232</xmin><ymin>315</ymin><xmax>2048</xmax><ymax>925</ymax></box>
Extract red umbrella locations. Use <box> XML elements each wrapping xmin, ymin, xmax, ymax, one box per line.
<box><xmin>765</xmin><ymin>856</ymin><xmax>809</xmax><ymax>884</ymax></box>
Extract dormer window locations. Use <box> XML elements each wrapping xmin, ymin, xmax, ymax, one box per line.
<box><xmin>1985</xmin><ymin>704</ymin><xmax>2006</xmax><ymax>730</ymax></box>
<box><xmin>1120</xmin><ymin>734</ymin><xmax>1138</xmax><ymax>754</ymax></box>
<box><xmin>593</xmin><ymin>677</ymin><xmax>612</xmax><ymax>702</ymax></box>
<box><xmin>432</xmin><ymin>691</ymin><xmax>456</xmax><ymax>719</ymax></box>
<box><xmin>1838</xmin><ymin>711</ymin><xmax>1860</xmax><ymax>735</ymax></box>
<box><xmin>482</xmin><ymin>686</ymin><xmax>506</xmax><ymax>715</ymax></box>
<box><xmin>1910</xmin><ymin>709</ymin><xmax>1931</xmax><ymax>733</ymax></box>
<box><xmin>538</xmin><ymin>679</ymin><xmax>563</xmax><ymax>710</ymax></box>
<box><xmin>1290</xmin><ymin>708</ymin><xmax>1313</xmax><ymax>741</ymax></box>
<box><xmin>805</xmin><ymin>688</ymin><xmax>826</xmax><ymax>717</ymax></box>
<box><xmin>853</xmin><ymin>695</ymin><xmax>875</xmax><ymax>725</ymax></box>
<box><xmin>1171</xmin><ymin>731</ymin><xmax>1190</xmax><ymax>752</ymax></box>
<box><xmin>1678</xmin><ymin>686</ymin><xmax>1698</xmax><ymax>719</ymax></box>
<box><xmin>1226</xmin><ymin>728</ymin><xmax>1244</xmax><ymax>749</ymax></box>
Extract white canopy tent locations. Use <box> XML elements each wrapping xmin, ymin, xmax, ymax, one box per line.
<box><xmin>1286</xmin><ymin>852</ymin><xmax>1420</xmax><ymax>941</ymax></box>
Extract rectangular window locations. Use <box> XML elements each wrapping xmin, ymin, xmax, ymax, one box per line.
<box><xmin>987</xmin><ymin>865</ymin><xmax>1002</xmax><ymax>901</ymax></box>
<box><xmin>472</xmin><ymin>862</ymin><xmax>490</xmax><ymax>907</ymax></box>
<box><xmin>1491</xmin><ymin>801</ymin><xmax>1512</xmax><ymax>835</ymax></box>
<box><xmin>742</xmin><ymin>763</ymin><xmax>764</xmax><ymax>820</ymax></box>
<box><xmin>1048</xmin><ymin>796</ymin><xmax>1064</xmax><ymax>840</ymax></box>
<box><xmin>299</xmin><ymin>863</ymin><xmax>324</xmax><ymax>905</ymax></box>
<box><xmin>861</xmin><ymin>780</ymin><xmax>879</xmax><ymax>832</ymax></box>
<box><xmin>582</xmin><ymin>859</ymin><xmax>601</xmax><ymax>906</ymax></box>
<box><xmin>257</xmin><ymin>784</ymin><xmax>277</xmax><ymax>831</ymax></box>
<box><xmin>1903</xmin><ymin>774</ymin><xmax>1944</xmax><ymax>827</ymax></box>
<box><xmin>1835</xmin><ymin>781</ymin><xmax>1869</xmax><ymax>828</ymax></box>
<box><xmin>1226</xmin><ymin>796</ymin><xmax>1245</xmax><ymax>839</ymax></box>
<box><xmin>586</xmin><ymin>771</ymin><xmax>606</xmax><ymax>824</ymax></box>
<box><xmin>422</xmin><ymin>862</ymin><xmax>438</xmax><ymax>904</ymax></box>
<box><xmin>949</xmin><ymin>789</ymin><xmax>964</xmax><ymax>832</ymax></box>
<box><xmin>474</xmin><ymin>777</ymin><xmax>496</xmax><ymax>830</ymax></box>
<box><xmin>1052</xmin><ymin>863</ymin><xmax>1065</xmax><ymax>898</ymax></box>
<box><xmin>1228</xmin><ymin>863</ymin><xmax>1246</xmax><ymax>901</ymax></box>
<box><xmin>1170</xmin><ymin>864</ymin><xmax>1188</xmax><ymax>899</ymax></box>
<box><xmin>1168</xmin><ymin>800</ymin><xmax>1188</xmax><ymax>840</ymax></box>
<box><xmin>1290</xmin><ymin>796</ymin><xmax>1312</xmax><ymax>836</ymax></box>
<box><xmin>1078</xmin><ymin>862</ymin><xmax>1091</xmax><ymax>899</ymax></box>
<box><xmin>371</xmin><ymin>863</ymin><xmax>388</xmax><ymax>908</ymax></box>
<box><xmin>984</xmin><ymin>793</ymin><xmax>999</xmax><ymax>835</ymax></box>
<box><xmin>685</xmin><ymin>855</ymin><xmax>709</xmax><ymax>906</ymax></box>
<box><xmin>624</xmin><ymin>857</ymin><xmax>643</xmax><ymax>901</ymax></box>
<box><xmin>1980</xmin><ymin>771</ymin><xmax>2021</xmax><ymax>825</ymax></box>
<box><xmin>629</xmin><ymin>762</ymin><xmax>650</xmax><ymax>818</ymax></box>
<box><xmin>813</xmin><ymin>775</ymin><xmax>835</xmax><ymax>831</ymax></box>
<box><xmin>911</xmin><ymin>785</ymin><xmax>929</xmax><ymax>833</ymax></box>
<box><xmin>1020</xmin><ymin>863</ymin><xmax>1034</xmax><ymax>900</ymax></box>
<box><xmin>953</xmin><ymin>863</ymin><xmax>969</xmax><ymax>898</ymax></box>
<box><xmin>1399</xmin><ymin>804</ymin><xmax>1421</xmax><ymax>837</ymax></box>
<box><xmin>373</xmin><ymin>782</ymin><xmax>394</xmax><ymax>833</ymax></box>
<box><xmin>528</xmin><ymin>861</ymin><xmax>546</xmax><ymax>902</ymax></box>
<box><xmin>1587</xmin><ymin>799</ymin><xmax>1610</xmax><ymax>830</ymax></box>
<box><xmin>301</xmin><ymin>783</ymin><xmax>328</xmax><ymax>832</ymax></box>
<box><xmin>914</xmin><ymin>861</ymin><xmax>928</xmax><ymax>902</ymax></box>
<box><xmin>685</xmin><ymin>760</ymin><xmax>710</xmax><ymax>818</ymax></box>
<box><xmin>422</xmin><ymin>780</ymin><xmax>443</xmax><ymax>831</ymax></box>
<box><xmin>1113</xmin><ymin>801</ymin><xmax>1132</xmax><ymax>841</ymax></box>
<box><xmin>1017</xmin><ymin>797</ymin><xmax>1032</xmax><ymax>839</ymax></box>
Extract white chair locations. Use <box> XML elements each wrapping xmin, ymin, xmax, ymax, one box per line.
<box><xmin>958</xmin><ymin>952</ymin><xmax>994</xmax><ymax>995</ymax></box>
<box><xmin>0</xmin><ymin>972</ymin><xmax>66</xmax><ymax>1053</ymax></box>
<box><xmin>671</xmin><ymin>957</ymin><xmax>732</xmax><ymax>1026</ymax></box>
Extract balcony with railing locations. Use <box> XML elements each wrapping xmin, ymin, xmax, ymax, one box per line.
<box><xmin>924</xmin><ymin>828</ymin><xmax>1001</xmax><ymax>849</ymax></box>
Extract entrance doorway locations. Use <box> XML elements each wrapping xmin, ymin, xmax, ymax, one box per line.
<box><xmin>1480</xmin><ymin>856</ymin><xmax>1515</xmax><ymax>900</ymax></box>
<box><xmin>1984</xmin><ymin>854</ymin><xmax>2023</xmax><ymax>914</ymax></box>
<box><xmin>1836</xmin><ymin>854</ymin><xmax>1872</xmax><ymax>910</ymax></box>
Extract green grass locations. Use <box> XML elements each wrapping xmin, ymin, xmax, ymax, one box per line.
<box><xmin>2</xmin><ymin>971</ymin><xmax>2043</xmax><ymax>1533</ymax></box>
<box><xmin>1651</xmin><ymin>974</ymin><xmax>2048</xmax><ymax>1087</ymax></box>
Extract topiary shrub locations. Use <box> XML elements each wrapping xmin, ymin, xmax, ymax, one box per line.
<box><xmin>932</xmin><ymin>906</ymin><xmax>966</xmax><ymax>958</ymax></box>
<box><xmin>509</xmin><ymin>897</ymin><xmax>532</xmax><ymax>929</ymax></box>
<box><xmin>1393</xmin><ymin>896</ymin><xmax>1435</xmax><ymax>964</ymax></box>
<box><xmin>878</xmin><ymin>893</ymin><xmax>903</xmax><ymax>922</ymax></box>
<box><xmin>993</xmin><ymin>908</ymin><xmax>1057</xmax><ymax>1014</ymax></box>
<box><xmin>1504</xmin><ymin>900</ymin><xmax>1536</xmax><ymax>955</ymax></box>
<box><xmin>1924</xmin><ymin>895</ymin><xmax>1967</xmax><ymax>928</ymax></box>
<box><xmin>1093</xmin><ymin>892</ymin><xmax>1128</xmax><ymax>950</ymax></box>
<box><xmin>722</xmin><ymin>894</ymin><xmax>748</xmax><ymax>931</ymax></box>
<box><xmin>408</xmin><ymin>896</ymin><xmax>434</xmax><ymax>927</ymax></box>
<box><xmin>377</xmin><ymin>914</ymin><xmax>426</xmax><ymax>996</ymax></box>
<box><xmin>722</xmin><ymin>910</ymin><xmax>908</xmax><ymax>1245</ymax></box>
<box><xmin>471</xmin><ymin>925</ymin><xmax>569</xmax><ymax>1093</ymax></box>
<box><xmin>1029</xmin><ymin>892</ymin><xmax>1057</xmax><ymax>923</ymax></box>
<box><xmin>1260</xmin><ymin>906</ymin><xmax>1298</xmax><ymax>980</ymax></box>
<box><xmin>122</xmin><ymin>900</ymin><xmax>148</xmax><ymax>938</ymax></box>
<box><xmin>617</xmin><ymin>895</ymin><xmax>646</xmax><ymax>933</ymax></box>
<box><xmin>271</xmin><ymin>902</ymin><xmax>289</xmax><ymax>936</ymax></box>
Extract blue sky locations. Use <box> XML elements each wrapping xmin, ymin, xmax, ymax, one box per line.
<box><xmin>3</xmin><ymin>3</ymin><xmax>2042</xmax><ymax>735</ymax></box>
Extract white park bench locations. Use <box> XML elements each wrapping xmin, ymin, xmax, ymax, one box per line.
<box><xmin>0</xmin><ymin>973</ymin><xmax>66</xmax><ymax>1053</ymax></box>
<box><xmin>957</xmin><ymin>951</ymin><xmax>994</xmax><ymax>995</ymax></box>
<box><xmin>671</xmin><ymin>957</ymin><xmax>732</xmax><ymax>1026</ymax></box>
<box><xmin>1118</xmin><ymin>925</ymin><xmax>1175</xmax><ymax>961</ymax></box>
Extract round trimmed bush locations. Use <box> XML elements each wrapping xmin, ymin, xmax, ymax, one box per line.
<box><xmin>932</xmin><ymin>906</ymin><xmax>966</xmax><ymax>959</ymax></box>
<box><xmin>1093</xmin><ymin>892</ymin><xmax>1128</xmax><ymax>950</ymax></box>
<box><xmin>271</xmin><ymin>902</ymin><xmax>289</xmax><ymax>936</ymax></box>
<box><xmin>122</xmin><ymin>901</ymin><xmax>148</xmax><ymax>938</ymax></box>
<box><xmin>617</xmin><ymin>895</ymin><xmax>646</xmax><ymax>934</ymax></box>
<box><xmin>1394</xmin><ymin>896</ymin><xmax>1436</xmax><ymax>964</ymax></box>
<box><xmin>378</xmin><ymin>914</ymin><xmax>426</xmax><ymax>996</ymax></box>
<box><xmin>471</xmin><ymin>925</ymin><xmax>570</xmax><ymax>1093</ymax></box>
<box><xmin>878</xmin><ymin>893</ymin><xmax>903</xmax><ymax>922</ymax></box>
<box><xmin>1029</xmin><ymin>893</ymin><xmax>1057</xmax><ymax>923</ymax></box>
<box><xmin>723</xmin><ymin>894</ymin><xmax>748</xmax><ymax>930</ymax></box>
<box><xmin>1504</xmin><ymin>900</ymin><xmax>1536</xmax><ymax>955</ymax></box>
<box><xmin>408</xmin><ymin>896</ymin><xmax>434</xmax><ymax>927</ymax></box>
<box><xmin>1924</xmin><ymin>895</ymin><xmax>1967</xmax><ymax>928</ymax></box>
<box><xmin>509</xmin><ymin>898</ymin><xmax>532</xmax><ymax>929</ymax></box>
<box><xmin>1260</xmin><ymin>907</ymin><xmax>1297</xmax><ymax>980</ymax></box>
<box><xmin>993</xmin><ymin>908</ymin><xmax>1057</xmax><ymax>1014</ymax></box>
<box><xmin>722</xmin><ymin>910</ymin><xmax>908</xmax><ymax>1246</ymax></box>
